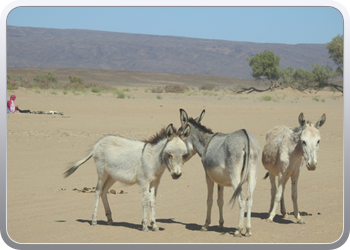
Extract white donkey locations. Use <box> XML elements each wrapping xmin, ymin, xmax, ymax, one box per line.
<box><xmin>179</xmin><ymin>109</ymin><xmax>260</xmax><ymax>237</ymax></box>
<box><xmin>262</xmin><ymin>112</ymin><xmax>326</xmax><ymax>224</ymax></box>
<box><xmin>64</xmin><ymin>123</ymin><xmax>191</xmax><ymax>232</ymax></box>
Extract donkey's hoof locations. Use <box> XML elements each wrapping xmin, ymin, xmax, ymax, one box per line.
<box><xmin>152</xmin><ymin>226</ymin><xmax>159</xmax><ymax>232</ymax></box>
<box><xmin>91</xmin><ymin>220</ymin><xmax>97</xmax><ymax>226</ymax></box>
<box><xmin>234</xmin><ymin>232</ymin><xmax>242</xmax><ymax>237</ymax></box>
<box><xmin>200</xmin><ymin>226</ymin><xmax>208</xmax><ymax>231</ymax></box>
<box><xmin>107</xmin><ymin>220</ymin><xmax>113</xmax><ymax>225</ymax></box>
<box><xmin>142</xmin><ymin>227</ymin><xmax>149</xmax><ymax>232</ymax></box>
<box><xmin>266</xmin><ymin>219</ymin><xmax>274</xmax><ymax>223</ymax></box>
<box><xmin>297</xmin><ymin>220</ymin><xmax>305</xmax><ymax>224</ymax></box>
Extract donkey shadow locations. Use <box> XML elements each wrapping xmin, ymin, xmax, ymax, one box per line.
<box><xmin>76</xmin><ymin>219</ymin><xmax>165</xmax><ymax>232</ymax></box>
<box><xmin>157</xmin><ymin>212</ymin><xmax>294</xmax><ymax>234</ymax></box>
<box><xmin>156</xmin><ymin>218</ymin><xmax>236</xmax><ymax>235</ymax></box>
<box><xmin>76</xmin><ymin>211</ymin><xmax>293</xmax><ymax>233</ymax></box>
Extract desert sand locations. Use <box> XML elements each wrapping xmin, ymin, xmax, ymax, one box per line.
<box><xmin>6</xmin><ymin>87</ymin><xmax>343</xmax><ymax>245</ymax></box>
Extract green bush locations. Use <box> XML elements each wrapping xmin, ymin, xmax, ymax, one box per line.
<box><xmin>69</xmin><ymin>76</ymin><xmax>84</xmax><ymax>84</ymax></box>
<box><xmin>33</xmin><ymin>72</ymin><xmax>58</xmax><ymax>89</ymax></box>
<box><xmin>91</xmin><ymin>87</ymin><xmax>102</xmax><ymax>93</ymax></box>
<box><xmin>261</xmin><ymin>95</ymin><xmax>273</xmax><ymax>101</ymax></box>
<box><xmin>114</xmin><ymin>89</ymin><xmax>125</xmax><ymax>99</ymax></box>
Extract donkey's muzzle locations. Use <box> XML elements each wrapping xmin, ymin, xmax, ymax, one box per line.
<box><xmin>306</xmin><ymin>162</ymin><xmax>317</xmax><ymax>171</ymax></box>
<box><xmin>171</xmin><ymin>173</ymin><xmax>182</xmax><ymax>179</ymax></box>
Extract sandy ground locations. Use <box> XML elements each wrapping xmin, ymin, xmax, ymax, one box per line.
<box><xmin>6</xmin><ymin>87</ymin><xmax>343</xmax><ymax>245</ymax></box>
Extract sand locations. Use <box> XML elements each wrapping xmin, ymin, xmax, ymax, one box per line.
<box><xmin>6</xmin><ymin>87</ymin><xmax>343</xmax><ymax>245</ymax></box>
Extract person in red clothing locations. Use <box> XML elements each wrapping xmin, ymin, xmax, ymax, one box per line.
<box><xmin>7</xmin><ymin>95</ymin><xmax>18</xmax><ymax>113</ymax></box>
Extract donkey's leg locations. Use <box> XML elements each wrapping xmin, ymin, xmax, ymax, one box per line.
<box><xmin>266</xmin><ymin>173</ymin><xmax>288</xmax><ymax>223</ymax></box>
<box><xmin>228</xmin><ymin>155</ymin><xmax>246</xmax><ymax>237</ymax></box>
<box><xmin>140</xmin><ymin>182</ymin><xmax>151</xmax><ymax>232</ymax></box>
<box><xmin>291</xmin><ymin>170</ymin><xmax>304</xmax><ymax>224</ymax></box>
<box><xmin>280</xmin><ymin>190</ymin><xmax>288</xmax><ymax>219</ymax></box>
<box><xmin>234</xmin><ymin>191</ymin><xmax>246</xmax><ymax>237</ymax></box>
<box><xmin>101</xmin><ymin>176</ymin><xmax>116</xmax><ymax>225</ymax></box>
<box><xmin>149</xmin><ymin>181</ymin><xmax>160</xmax><ymax>231</ymax></box>
<box><xmin>201</xmin><ymin>172</ymin><xmax>214</xmax><ymax>231</ymax></box>
<box><xmin>92</xmin><ymin>173</ymin><xmax>108</xmax><ymax>225</ymax></box>
<box><xmin>217</xmin><ymin>184</ymin><xmax>224</xmax><ymax>230</ymax></box>
<box><xmin>245</xmin><ymin>170</ymin><xmax>257</xmax><ymax>237</ymax></box>
<box><xmin>268</xmin><ymin>173</ymin><xmax>276</xmax><ymax>214</ymax></box>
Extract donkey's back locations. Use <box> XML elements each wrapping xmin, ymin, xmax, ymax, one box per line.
<box><xmin>92</xmin><ymin>135</ymin><xmax>144</xmax><ymax>184</ymax></box>
<box><xmin>262</xmin><ymin>125</ymin><xmax>295</xmax><ymax>172</ymax></box>
<box><xmin>65</xmin><ymin>135</ymin><xmax>144</xmax><ymax>184</ymax></box>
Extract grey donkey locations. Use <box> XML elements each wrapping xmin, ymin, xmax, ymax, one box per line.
<box><xmin>178</xmin><ymin>109</ymin><xmax>260</xmax><ymax>237</ymax></box>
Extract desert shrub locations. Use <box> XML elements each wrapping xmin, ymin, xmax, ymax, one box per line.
<box><xmin>261</xmin><ymin>95</ymin><xmax>273</xmax><ymax>102</ymax></box>
<box><xmin>113</xmin><ymin>88</ymin><xmax>125</xmax><ymax>99</ymax></box>
<box><xmin>69</xmin><ymin>76</ymin><xmax>84</xmax><ymax>84</ymax></box>
<box><xmin>33</xmin><ymin>72</ymin><xmax>58</xmax><ymax>89</ymax></box>
<box><xmin>63</xmin><ymin>81</ymin><xmax>84</xmax><ymax>89</ymax></box>
<box><xmin>7</xmin><ymin>79</ymin><xmax>18</xmax><ymax>90</ymax></box>
<box><xmin>91</xmin><ymin>87</ymin><xmax>103</xmax><ymax>93</ymax></box>
<box><xmin>199</xmin><ymin>83</ymin><xmax>217</xmax><ymax>91</ymax></box>
<box><xmin>163</xmin><ymin>84</ymin><xmax>188</xmax><ymax>93</ymax></box>
<box><xmin>7</xmin><ymin>74</ymin><xmax>31</xmax><ymax>89</ymax></box>
<box><xmin>151</xmin><ymin>86</ymin><xmax>164</xmax><ymax>93</ymax></box>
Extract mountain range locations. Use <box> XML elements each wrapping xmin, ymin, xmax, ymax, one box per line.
<box><xmin>7</xmin><ymin>26</ymin><xmax>337</xmax><ymax>79</ymax></box>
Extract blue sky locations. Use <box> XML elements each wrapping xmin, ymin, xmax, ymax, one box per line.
<box><xmin>6</xmin><ymin>6</ymin><xmax>343</xmax><ymax>45</ymax></box>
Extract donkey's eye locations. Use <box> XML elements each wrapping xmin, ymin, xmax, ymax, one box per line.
<box><xmin>317</xmin><ymin>140</ymin><xmax>320</xmax><ymax>145</ymax></box>
<box><xmin>182</xmin><ymin>154</ymin><xmax>189</xmax><ymax>160</ymax></box>
<box><xmin>302</xmin><ymin>141</ymin><xmax>307</xmax><ymax>146</ymax></box>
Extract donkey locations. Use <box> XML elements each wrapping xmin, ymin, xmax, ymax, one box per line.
<box><xmin>262</xmin><ymin>112</ymin><xmax>326</xmax><ymax>224</ymax></box>
<box><xmin>178</xmin><ymin>109</ymin><xmax>260</xmax><ymax>237</ymax></box>
<box><xmin>64</xmin><ymin>123</ymin><xmax>191</xmax><ymax>232</ymax></box>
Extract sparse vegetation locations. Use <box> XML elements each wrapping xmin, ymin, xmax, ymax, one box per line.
<box><xmin>7</xmin><ymin>74</ymin><xmax>30</xmax><ymax>90</ymax></box>
<box><xmin>91</xmin><ymin>87</ymin><xmax>103</xmax><ymax>93</ymax></box>
<box><xmin>151</xmin><ymin>86</ymin><xmax>163</xmax><ymax>93</ymax></box>
<box><xmin>33</xmin><ymin>72</ymin><xmax>58</xmax><ymax>89</ymax></box>
<box><xmin>68</xmin><ymin>76</ymin><xmax>84</xmax><ymax>85</ymax></box>
<box><xmin>114</xmin><ymin>89</ymin><xmax>125</xmax><ymax>99</ymax></box>
<box><xmin>312</xmin><ymin>96</ymin><xmax>326</xmax><ymax>102</ymax></box>
<box><xmin>260</xmin><ymin>95</ymin><xmax>273</xmax><ymax>102</ymax></box>
<box><xmin>151</xmin><ymin>84</ymin><xmax>189</xmax><ymax>94</ymax></box>
<box><xmin>199</xmin><ymin>83</ymin><xmax>217</xmax><ymax>91</ymax></box>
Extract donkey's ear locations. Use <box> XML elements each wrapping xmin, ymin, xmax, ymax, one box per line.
<box><xmin>195</xmin><ymin>109</ymin><xmax>205</xmax><ymax>123</ymax></box>
<box><xmin>315</xmin><ymin>114</ymin><xmax>326</xmax><ymax>129</ymax></box>
<box><xmin>166</xmin><ymin>124</ymin><xmax>175</xmax><ymax>140</ymax></box>
<box><xmin>179</xmin><ymin>124</ymin><xmax>191</xmax><ymax>140</ymax></box>
<box><xmin>298</xmin><ymin>112</ymin><xmax>306</xmax><ymax>128</ymax></box>
<box><xmin>179</xmin><ymin>109</ymin><xmax>188</xmax><ymax>126</ymax></box>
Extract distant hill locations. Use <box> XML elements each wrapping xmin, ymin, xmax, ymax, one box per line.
<box><xmin>7</xmin><ymin>26</ymin><xmax>337</xmax><ymax>79</ymax></box>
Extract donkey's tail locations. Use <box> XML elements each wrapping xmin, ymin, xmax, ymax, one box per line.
<box><xmin>263</xmin><ymin>172</ymin><xmax>270</xmax><ymax>179</ymax></box>
<box><xmin>64</xmin><ymin>152</ymin><xmax>93</xmax><ymax>178</ymax></box>
<box><xmin>229</xmin><ymin>129</ymin><xmax>250</xmax><ymax>207</ymax></box>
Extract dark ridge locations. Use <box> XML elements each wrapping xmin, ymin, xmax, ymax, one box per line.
<box><xmin>188</xmin><ymin>117</ymin><xmax>214</xmax><ymax>134</ymax></box>
<box><xmin>7</xmin><ymin>26</ymin><xmax>338</xmax><ymax>80</ymax></box>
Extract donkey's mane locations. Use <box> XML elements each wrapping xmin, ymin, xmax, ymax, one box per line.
<box><xmin>143</xmin><ymin>126</ymin><xmax>177</xmax><ymax>145</ymax></box>
<box><xmin>188</xmin><ymin>117</ymin><xmax>214</xmax><ymax>134</ymax></box>
<box><xmin>292</xmin><ymin>120</ymin><xmax>311</xmax><ymax>134</ymax></box>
